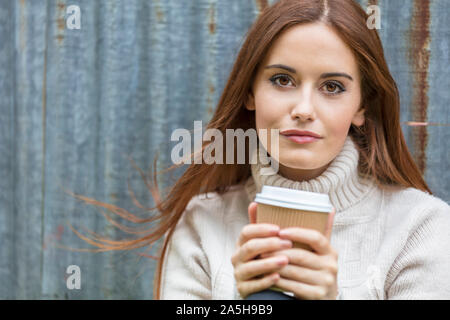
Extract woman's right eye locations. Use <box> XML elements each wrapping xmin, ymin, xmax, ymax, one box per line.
<box><xmin>269</xmin><ymin>74</ymin><xmax>294</xmax><ymax>88</ymax></box>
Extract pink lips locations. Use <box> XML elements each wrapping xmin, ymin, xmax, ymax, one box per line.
<box><xmin>280</xmin><ymin>129</ymin><xmax>323</xmax><ymax>145</ymax></box>
<box><xmin>284</xmin><ymin>135</ymin><xmax>320</xmax><ymax>144</ymax></box>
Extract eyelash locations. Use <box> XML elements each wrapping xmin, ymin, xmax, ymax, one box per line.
<box><xmin>269</xmin><ymin>74</ymin><xmax>346</xmax><ymax>95</ymax></box>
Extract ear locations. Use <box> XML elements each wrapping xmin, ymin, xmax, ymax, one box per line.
<box><xmin>351</xmin><ymin>106</ymin><xmax>365</xmax><ymax>127</ymax></box>
<box><xmin>245</xmin><ymin>91</ymin><xmax>255</xmax><ymax>111</ymax></box>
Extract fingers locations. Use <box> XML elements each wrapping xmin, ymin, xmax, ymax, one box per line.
<box><xmin>279</xmin><ymin>228</ymin><xmax>333</xmax><ymax>255</ymax></box>
<box><xmin>277</xmin><ymin>264</ymin><xmax>335</xmax><ymax>287</ymax></box>
<box><xmin>237</xmin><ymin>223</ymin><xmax>280</xmax><ymax>247</ymax></box>
<box><xmin>234</xmin><ymin>255</ymin><xmax>288</xmax><ymax>281</ymax></box>
<box><xmin>248</xmin><ymin>202</ymin><xmax>257</xmax><ymax>224</ymax></box>
<box><xmin>232</xmin><ymin>237</ymin><xmax>293</xmax><ymax>264</ymax></box>
<box><xmin>275</xmin><ymin>277</ymin><xmax>328</xmax><ymax>300</ymax></box>
<box><xmin>233</xmin><ymin>204</ymin><xmax>339</xmax><ymax>299</ymax></box>
<box><xmin>260</xmin><ymin>248</ymin><xmax>334</xmax><ymax>271</ymax></box>
<box><xmin>237</xmin><ymin>272</ymin><xmax>280</xmax><ymax>299</ymax></box>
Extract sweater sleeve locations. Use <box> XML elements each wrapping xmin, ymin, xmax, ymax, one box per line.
<box><xmin>159</xmin><ymin>195</ymin><xmax>213</xmax><ymax>300</ymax></box>
<box><xmin>386</xmin><ymin>199</ymin><xmax>450</xmax><ymax>300</ymax></box>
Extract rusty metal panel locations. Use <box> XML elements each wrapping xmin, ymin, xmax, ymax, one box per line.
<box><xmin>378</xmin><ymin>0</ymin><xmax>449</xmax><ymax>202</ymax></box>
<box><xmin>421</xmin><ymin>0</ymin><xmax>450</xmax><ymax>201</ymax></box>
<box><xmin>0</xmin><ymin>0</ymin><xmax>448</xmax><ymax>299</ymax></box>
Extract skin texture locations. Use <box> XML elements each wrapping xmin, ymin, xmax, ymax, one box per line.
<box><xmin>231</xmin><ymin>22</ymin><xmax>366</xmax><ymax>299</ymax></box>
<box><xmin>246</xmin><ymin>22</ymin><xmax>365</xmax><ymax>181</ymax></box>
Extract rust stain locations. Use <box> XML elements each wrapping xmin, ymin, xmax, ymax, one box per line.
<box><xmin>403</xmin><ymin>121</ymin><xmax>450</xmax><ymax>127</ymax></box>
<box><xmin>156</xmin><ymin>8</ymin><xmax>164</xmax><ymax>22</ymax></box>
<box><xmin>56</xmin><ymin>0</ymin><xmax>66</xmax><ymax>44</ymax></box>
<box><xmin>155</xmin><ymin>0</ymin><xmax>164</xmax><ymax>23</ymax></box>
<box><xmin>207</xmin><ymin>82</ymin><xmax>215</xmax><ymax>116</ymax></box>
<box><xmin>42</xmin><ymin>225</ymin><xmax>65</xmax><ymax>250</ymax></box>
<box><xmin>408</xmin><ymin>0</ymin><xmax>430</xmax><ymax>175</ymax></box>
<box><xmin>255</xmin><ymin>0</ymin><xmax>268</xmax><ymax>13</ymax></box>
<box><xmin>57</xmin><ymin>18</ymin><xmax>65</xmax><ymax>31</ymax></box>
<box><xmin>56</xmin><ymin>225</ymin><xmax>65</xmax><ymax>241</ymax></box>
<box><xmin>405</xmin><ymin>122</ymin><xmax>429</xmax><ymax>127</ymax></box>
<box><xmin>368</xmin><ymin>0</ymin><xmax>378</xmax><ymax>6</ymax></box>
<box><xmin>209</xmin><ymin>3</ymin><xmax>216</xmax><ymax>34</ymax></box>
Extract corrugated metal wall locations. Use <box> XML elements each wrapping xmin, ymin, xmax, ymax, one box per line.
<box><xmin>0</xmin><ymin>0</ymin><xmax>448</xmax><ymax>299</ymax></box>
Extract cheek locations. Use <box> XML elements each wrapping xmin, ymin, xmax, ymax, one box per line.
<box><xmin>323</xmin><ymin>112</ymin><xmax>353</xmax><ymax>136</ymax></box>
<box><xmin>254</xmin><ymin>92</ymin><xmax>284</xmax><ymax>129</ymax></box>
<box><xmin>320</xmin><ymin>100</ymin><xmax>361</xmax><ymax>135</ymax></box>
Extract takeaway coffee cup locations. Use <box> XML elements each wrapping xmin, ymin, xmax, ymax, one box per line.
<box><xmin>249</xmin><ymin>185</ymin><xmax>334</xmax><ymax>299</ymax></box>
<box><xmin>254</xmin><ymin>185</ymin><xmax>333</xmax><ymax>251</ymax></box>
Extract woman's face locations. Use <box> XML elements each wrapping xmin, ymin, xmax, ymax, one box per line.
<box><xmin>246</xmin><ymin>22</ymin><xmax>365</xmax><ymax>181</ymax></box>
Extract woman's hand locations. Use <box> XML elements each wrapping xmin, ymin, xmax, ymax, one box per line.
<box><xmin>261</xmin><ymin>208</ymin><xmax>338</xmax><ymax>300</ymax></box>
<box><xmin>231</xmin><ymin>202</ymin><xmax>293</xmax><ymax>299</ymax></box>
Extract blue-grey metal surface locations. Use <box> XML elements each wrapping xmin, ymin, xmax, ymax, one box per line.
<box><xmin>0</xmin><ymin>0</ymin><xmax>448</xmax><ymax>299</ymax></box>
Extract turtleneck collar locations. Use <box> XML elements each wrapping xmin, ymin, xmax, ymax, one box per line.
<box><xmin>244</xmin><ymin>135</ymin><xmax>376</xmax><ymax>212</ymax></box>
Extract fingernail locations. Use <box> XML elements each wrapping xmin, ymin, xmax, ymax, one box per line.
<box><xmin>280</xmin><ymin>240</ymin><xmax>292</xmax><ymax>248</ymax></box>
<box><xmin>268</xmin><ymin>225</ymin><xmax>280</xmax><ymax>231</ymax></box>
<box><xmin>275</xmin><ymin>256</ymin><xmax>288</xmax><ymax>265</ymax></box>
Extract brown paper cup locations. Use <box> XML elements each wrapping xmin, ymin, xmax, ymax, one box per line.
<box><xmin>256</xmin><ymin>203</ymin><xmax>329</xmax><ymax>251</ymax></box>
<box><xmin>254</xmin><ymin>185</ymin><xmax>333</xmax><ymax>251</ymax></box>
<box><xmin>254</xmin><ymin>185</ymin><xmax>333</xmax><ymax>296</ymax></box>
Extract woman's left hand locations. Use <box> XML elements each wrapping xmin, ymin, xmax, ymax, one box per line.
<box><xmin>261</xmin><ymin>208</ymin><xmax>338</xmax><ymax>300</ymax></box>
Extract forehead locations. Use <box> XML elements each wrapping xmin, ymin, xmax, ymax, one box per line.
<box><xmin>261</xmin><ymin>22</ymin><xmax>359</xmax><ymax>76</ymax></box>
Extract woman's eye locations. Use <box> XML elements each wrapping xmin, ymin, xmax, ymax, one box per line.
<box><xmin>269</xmin><ymin>76</ymin><xmax>346</xmax><ymax>95</ymax></box>
<box><xmin>269</xmin><ymin>74</ymin><xmax>294</xmax><ymax>88</ymax></box>
<box><xmin>322</xmin><ymin>81</ymin><xmax>346</xmax><ymax>95</ymax></box>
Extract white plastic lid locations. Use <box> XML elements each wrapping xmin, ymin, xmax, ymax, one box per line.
<box><xmin>254</xmin><ymin>185</ymin><xmax>333</xmax><ymax>213</ymax></box>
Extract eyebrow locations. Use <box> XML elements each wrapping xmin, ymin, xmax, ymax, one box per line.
<box><xmin>264</xmin><ymin>64</ymin><xmax>354</xmax><ymax>81</ymax></box>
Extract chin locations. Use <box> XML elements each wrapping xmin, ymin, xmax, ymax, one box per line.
<box><xmin>277</xmin><ymin>155</ymin><xmax>323</xmax><ymax>170</ymax></box>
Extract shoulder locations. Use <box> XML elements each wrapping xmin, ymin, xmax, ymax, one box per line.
<box><xmin>381</xmin><ymin>184</ymin><xmax>450</xmax><ymax>232</ymax></box>
<box><xmin>382</xmin><ymin>185</ymin><xmax>449</xmax><ymax>214</ymax></box>
<box><xmin>379</xmin><ymin>187</ymin><xmax>450</xmax><ymax>299</ymax></box>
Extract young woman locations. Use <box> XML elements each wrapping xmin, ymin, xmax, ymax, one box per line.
<box><xmin>73</xmin><ymin>0</ymin><xmax>450</xmax><ymax>300</ymax></box>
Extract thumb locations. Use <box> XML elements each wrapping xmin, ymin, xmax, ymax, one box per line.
<box><xmin>248</xmin><ymin>202</ymin><xmax>257</xmax><ymax>224</ymax></box>
<box><xmin>324</xmin><ymin>207</ymin><xmax>335</xmax><ymax>240</ymax></box>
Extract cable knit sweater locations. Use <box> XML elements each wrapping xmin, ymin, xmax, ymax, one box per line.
<box><xmin>159</xmin><ymin>136</ymin><xmax>450</xmax><ymax>299</ymax></box>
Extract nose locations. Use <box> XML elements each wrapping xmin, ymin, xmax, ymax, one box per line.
<box><xmin>290</xmin><ymin>87</ymin><xmax>316</xmax><ymax>121</ymax></box>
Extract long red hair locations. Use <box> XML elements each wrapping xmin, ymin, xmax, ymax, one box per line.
<box><xmin>67</xmin><ymin>0</ymin><xmax>431</xmax><ymax>299</ymax></box>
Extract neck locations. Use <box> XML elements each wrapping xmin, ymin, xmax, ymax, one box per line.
<box><xmin>244</xmin><ymin>135</ymin><xmax>376</xmax><ymax>212</ymax></box>
<box><xmin>277</xmin><ymin>161</ymin><xmax>331</xmax><ymax>182</ymax></box>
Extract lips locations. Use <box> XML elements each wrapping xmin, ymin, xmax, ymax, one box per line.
<box><xmin>280</xmin><ymin>129</ymin><xmax>323</xmax><ymax>139</ymax></box>
<box><xmin>280</xmin><ymin>129</ymin><xmax>323</xmax><ymax>145</ymax></box>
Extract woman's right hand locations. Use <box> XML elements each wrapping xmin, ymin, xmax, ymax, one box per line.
<box><xmin>231</xmin><ymin>202</ymin><xmax>293</xmax><ymax>299</ymax></box>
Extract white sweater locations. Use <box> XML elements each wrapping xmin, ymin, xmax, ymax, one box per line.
<box><xmin>159</xmin><ymin>136</ymin><xmax>450</xmax><ymax>299</ymax></box>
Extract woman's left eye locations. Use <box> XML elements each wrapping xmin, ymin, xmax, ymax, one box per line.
<box><xmin>321</xmin><ymin>81</ymin><xmax>346</xmax><ymax>95</ymax></box>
